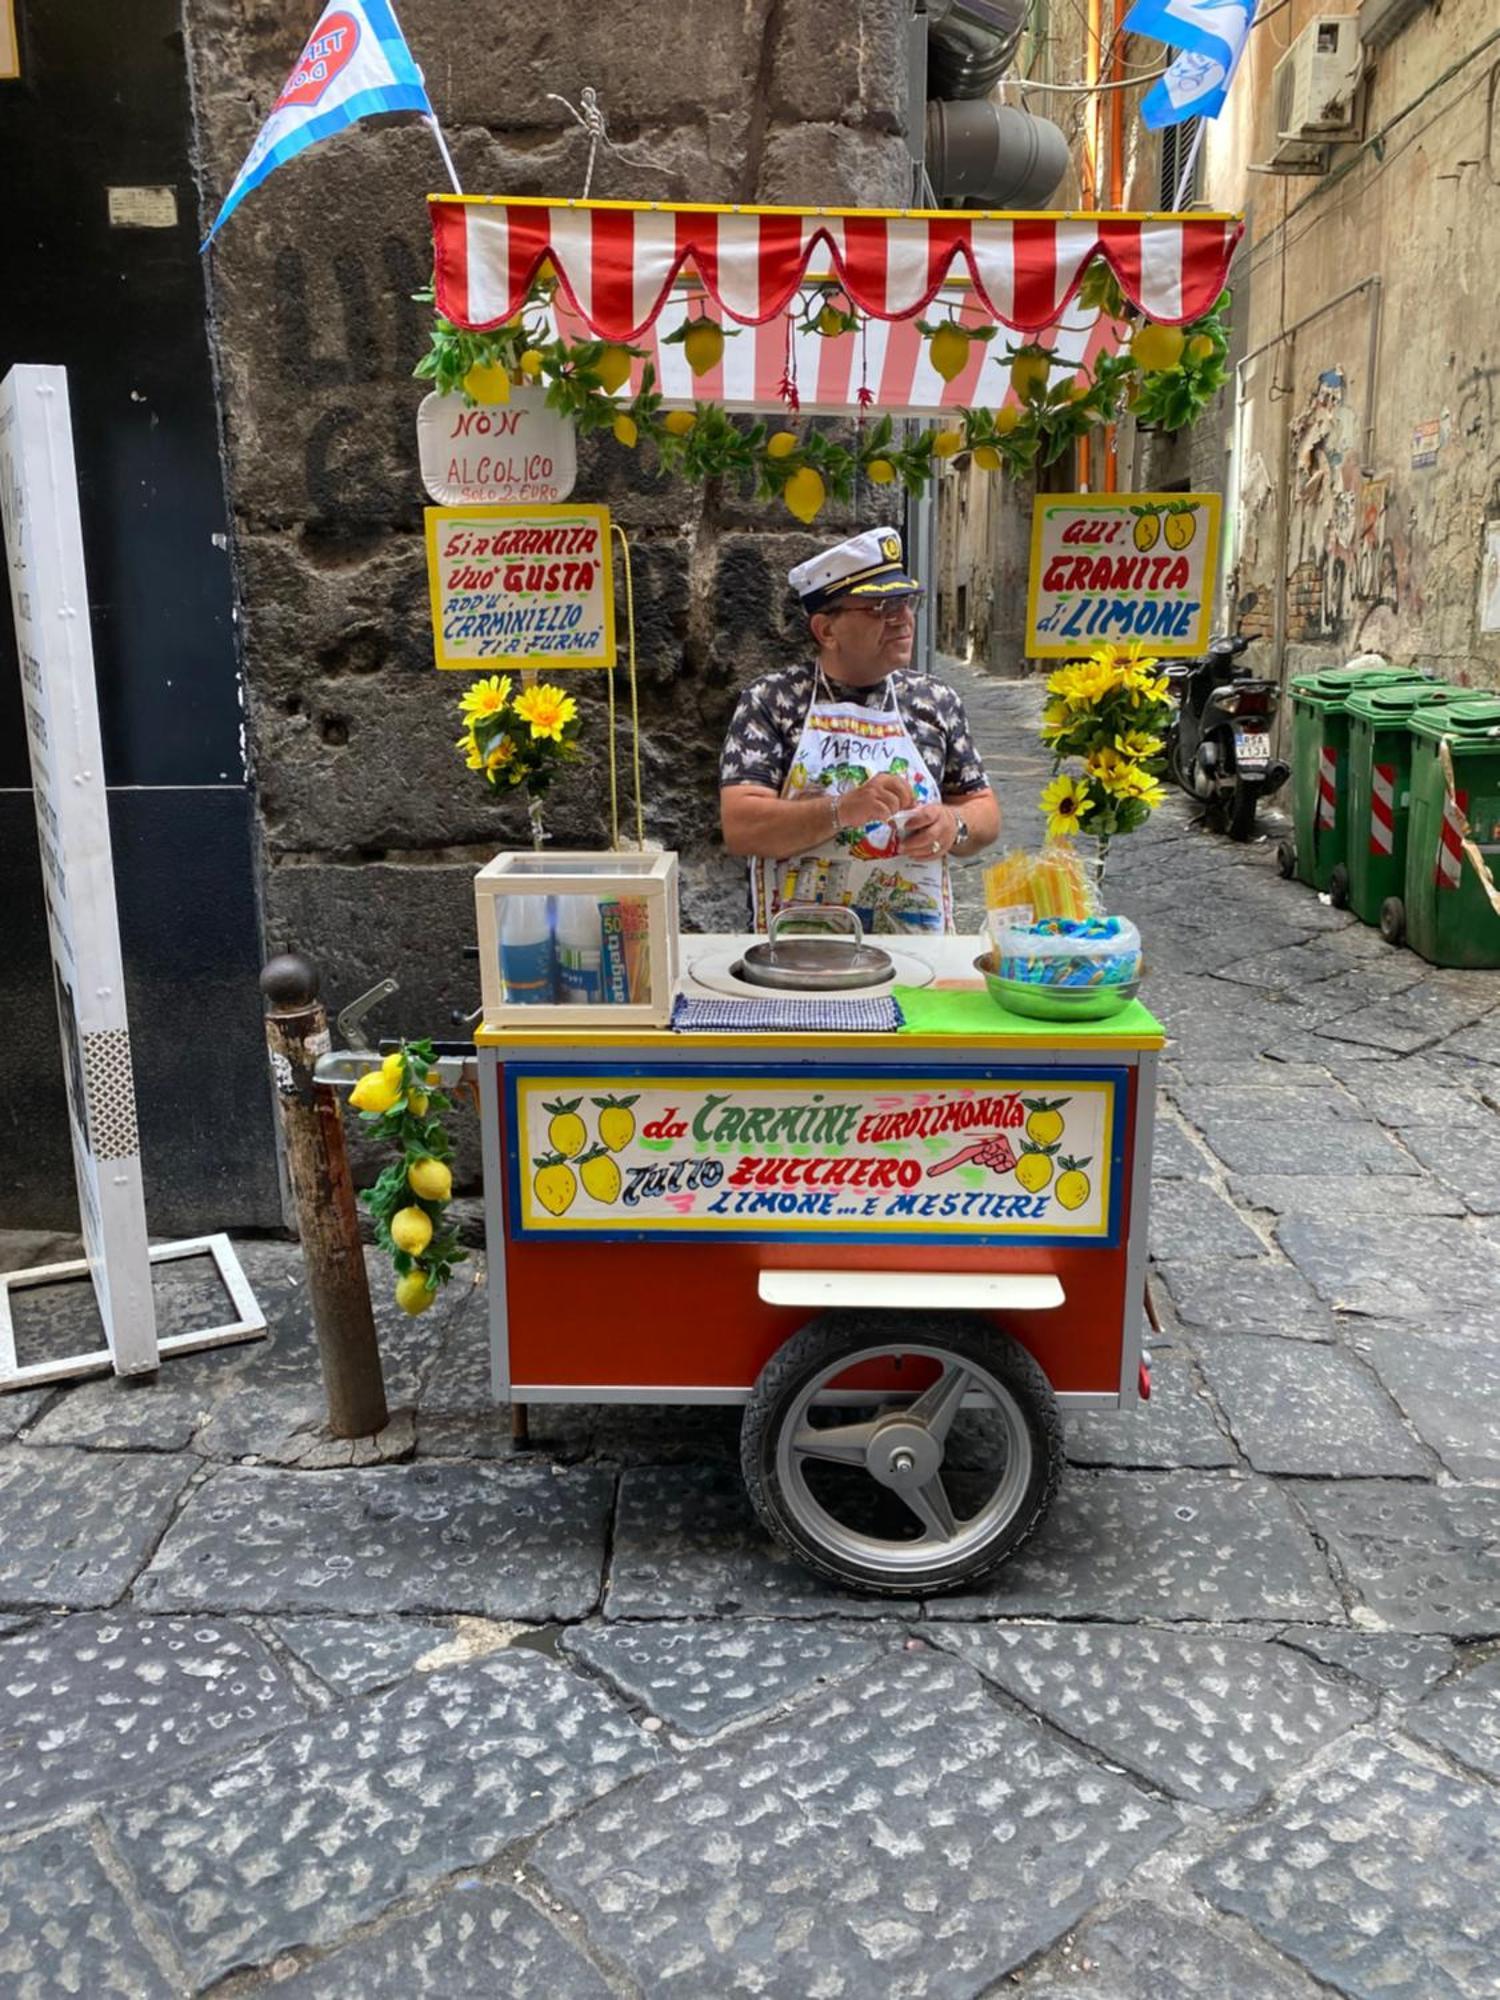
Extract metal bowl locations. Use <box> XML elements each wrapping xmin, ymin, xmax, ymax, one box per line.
<box><xmin>974</xmin><ymin>954</ymin><xmax>1140</xmax><ymax>1022</ymax></box>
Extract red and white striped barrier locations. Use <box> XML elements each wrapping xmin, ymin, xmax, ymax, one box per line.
<box><xmin>1316</xmin><ymin>747</ymin><xmax>1338</xmax><ymax>831</ymax></box>
<box><xmin>1369</xmin><ymin>762</ymin><xmax>1396</xmax><ymax>856</ymax></box>
<box><xmin>1436</xmin><ymin>789</ymin><xmax>1469</xmax><ymax>890</ymax></box>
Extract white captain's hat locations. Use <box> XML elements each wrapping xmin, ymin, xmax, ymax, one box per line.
<box><xmin>788</xmin><ymin>527</ymin><xmax>922</xmax><ymax>616</ymax></box>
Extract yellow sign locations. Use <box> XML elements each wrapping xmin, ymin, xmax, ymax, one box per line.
<box><xmin>1026</xmin><ymin>491</ymin><xmax>1221</xmax><ymax>658</ymax></box>
<box><xmin>425</xmin><ymin>502</ymin><xmax>616</xmax><ymax>671</ymax></box>
<box><xmin>1</xmin><ymin>3</ymin><xmax>18</xmax><ymax>80</ymax></box>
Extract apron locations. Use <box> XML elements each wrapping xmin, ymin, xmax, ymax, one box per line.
<box><xmin>751</xmin><ymin>669</ymin><xmax>955</xmax><ymax>934</ymax></box>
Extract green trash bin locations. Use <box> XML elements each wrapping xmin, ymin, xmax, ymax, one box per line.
<box><xmin>1286</xmin><ymin>667</ymin><xmax>1429</xmax><ymax>895</ymax></box>
<box><xmin>1401</xmin><ymin>699</ymin><xmax>1500</xmax><ymax>967</ymax></box>
<box><xmin>1345</xmin><ymin>682</ymin><xmax>1464</xmax><ymax>935</ymax></box>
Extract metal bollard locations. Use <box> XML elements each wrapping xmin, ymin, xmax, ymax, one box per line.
<box><xmin>261</xmin><ymin>953</ymin><xmax>389</xmax><ymax>1439</ymax></box>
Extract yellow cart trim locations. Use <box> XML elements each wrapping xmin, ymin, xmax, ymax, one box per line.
<box><xmin>474</xmin><ymin>1027</ymin><xmax>1166</xmax><ymax>1052</ymax></box>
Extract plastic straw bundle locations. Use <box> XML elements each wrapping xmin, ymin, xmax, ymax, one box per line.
<box><xmin>983</xmin><ymin>844</ymin><xmax>1099</xmax><ymax>923</ymax></box>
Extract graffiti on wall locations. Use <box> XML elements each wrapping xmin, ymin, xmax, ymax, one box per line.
<box><xmin>1285</xmin><ymin>369</ymin><xmax>1410</xmax><ymax>648</ymax></box>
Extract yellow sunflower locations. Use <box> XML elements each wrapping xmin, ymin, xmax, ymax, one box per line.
<box><xmin>459</xmin><ymin>674</ymin><xmax>514</xmax><ymax>721</ymax></box>
<box><xmin>1039</xmin><ymin>774</ymin><xmax>1095</xmax><ymax>841</ymax></box>
<box><xmin>1110</xmin><ymin>765</ymin><xmax>1167</xmax><ymax>809</ymax></box>
<box><xmin>1085</xmin><ymin>747</ymin><xmax>1135</xmax><ymax>793</ymax></box>
<box><xmin>1115</xmin><ymin>729</ymin><xmax>1165</xmax><ymax>760</ymax></box>
<box><xmin>484</xmin><ymin>737</ymin><xmax>518</xmax><ymax>774</ymax></box>
<box><xmin>514</xmin><ymin>683</ymin><xmax>578</xmax><ymax>742</ymax></box>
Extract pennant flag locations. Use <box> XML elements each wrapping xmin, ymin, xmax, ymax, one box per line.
<box><xmin>1124</xmin><ymin>0</ymin><xmax>1257</xmax><ymax>128</ymax></box>
<box><xmin>203</xmin><ymin>1</ymin><xmax>433</xmax><ymax>247</ymax></box>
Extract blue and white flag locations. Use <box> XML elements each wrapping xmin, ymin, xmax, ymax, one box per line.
<box><xmin>203</xmin><ymin>1</ymin><xmax>433</xmax><ymax>247</ymax></box>
<box><xmin>1123</xmin><ymin>0</ymin><xmax>1257</xmax><ymax>128</ymax></box>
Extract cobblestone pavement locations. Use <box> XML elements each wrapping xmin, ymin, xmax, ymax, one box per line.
<box><xmin>3</xmin><ymin>666</ymin><xmax>1500</xmax><ymax>1996</ymax></box>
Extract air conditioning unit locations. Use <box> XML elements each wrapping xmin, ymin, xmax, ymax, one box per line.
<box><xmin>1273</xmin><ymin>17</ymin><xmax>1363</xmax><ymax>141</ymax></box>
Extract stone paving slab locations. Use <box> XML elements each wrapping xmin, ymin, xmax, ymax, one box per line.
<box><xmin>562</xmin><ymin>1618</ymin><xmax>902</xmax><ymax>1737</ymax></box>
<box><xmin>1155</xmin><ymin>1259</ymin><xmax>1339</xmax><ymax>1341</ymax></box>
<box><xmin>1192</xmin><ymin>1733</ymin><xmax>1500</xmax><ymax>2000</ymax></box>
<box><xmin>104</xmin><ymin>1651</ymin><xmax>658</xmax><ymax>1990</ymax></box>
<box><xmin>1228</xmin><ymin>1172</ymin><xmax>1468</xmax><ymax>1218</ymax></box>
<box><xmin>531</xmin><ymin>1649</ymin><xmax>1178</xmax><ymax>1998</ymax></box>
<box><xmin>1333</xmin><ymin>1069</ymin><xmax>1497</xmax><ymax>1130</ymax></box>
<box><xmin>1168</xmin><ymin>1082</ymin><xmax>1364</xmax><ymax>1127</ymax></box>
<box><xmin>1273</xmin><ymin>1626</ymin><xmax>1457</xmax><ymax>1700</ymax></box>
<box><xmin>1292</xmin><ymin>1482</ymin><xmax>1500</xmax><ymax>1636</ymax></box>
<box><xmin>0</xmin><ymin>1613</ymin><xmax>305</xmax><ymax>1833</ymax></box>
<box><xmin>606</xmin><ymin>1464</ymin><xmax>896</xmax><ymax>1619</ymax></box>
<box><xmin>268</xmin><ymin>1614</ymin><xmax>515</xmax><ymax>1697</ymax></box>
<box><xmin>1149</xmin><ymin>1181</ymin><xmax>1266</xmax><ymax>1262</ymax></box>
<box><xmin>1064</xmin><ymin>1348</ymin><xmax>1234</xmax><ymax>1469</ymax></box>
<box><xmin>1193</xmin><ymin>1335</ymin><xmax>1435</xmax><ymax>1478</ymax></box>
<box><xmin>1403</xmin><ymin>1650</ymin><xmax>1500</xmax><ymax>1783</ymax></box>
<box><xmin>134</xmin><ymin>1462</ymin><xmax>614</xmax><ymax>1620</ymax></box>
<box><xmin>925</xmin><ymin>1471</ymin><xmax>1340</xmax><ymax>1623</ymax></box>
<box><xmin>0</xmin><ymin>1826</ymin><xmax>173</xmax><ymax>1998</ymax></box>
<box><xmin>1354</xmin><ymin>1326</ymin><xmax>1500</xmax><ymax>1482</ymax></box>
<box><xmin>26</xmin><ymin>1350</ymin><xmax>248</xmax><ymax>1452</ymax></box>
<box><xmin>929</xmin><ymin>1621</ymin><xmax>1371</xmax><ymax>1811</ymax></box>
<box><xmin>1149</xmin><ymin>1119</ymin><xmax>1216</xmax><ymax>1180</ymax></box>
<box><xmin>0</xmin><ymin>1447</ymin><xmax>196</xmax><ymax>1610</ymax></box>
<box><xmin>269</xmin><ymin>1880</ymin><xmax>617</xmax><ymax>1999</ymax></box>
<box><xmin>1397</xmin><ymin>1124</ymin><xmax>1500</xmax><ymax>1216</ymax></box>
<box><xmin>1017</xmin><ymin>1896</ymin><xmax>1329</xmax><ymax>1998</ymax></box>
<box><xmin>1197</xmin><ymin>1118</ymin><xmax>1417</xmax><ymax>1177</ymax></box>
<box><xmin>0</xmin><ymin>1386</ymin><xmax>52</xmax><ymax>1441</ymax></box>
<box><xmin>1275</xmin><ymin>1215</ymin><xmax>1500</xmax><ymax>1318</ymax></box>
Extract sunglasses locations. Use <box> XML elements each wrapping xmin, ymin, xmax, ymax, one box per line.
<box><xmin>835</xmin><ymin>595</ymin><xmax>924</xmax><ymax>622</ymax></box>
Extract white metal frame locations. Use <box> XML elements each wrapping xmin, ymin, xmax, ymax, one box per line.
<box><xmin>0</xmin><ymin>1234</ymin><xmax>265</xmax><ymax>1391</ymax></box>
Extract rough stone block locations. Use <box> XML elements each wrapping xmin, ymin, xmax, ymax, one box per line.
<box><xmin>1198</xmin><ymin>1118</ymin><xmax>1416</xmax><ymax>1177</ymax></box>
<box><xmin>1149</xmin><ymin>1182</ymin><xmax>1266</xmax><ymax>1262</ymax></box>
<box><xmin>1396</xmin><ymin>1124</ymin><xmax>1500</xmax><ymax>1215</ymax></box>
<box><xmin>770</xmin><ymin>0</ymin><xmax>906</xmax><ymax>129</ymax></box>
<box><xmin>105</xmin><ymin>1652</ymin><xmax>657</xmax><ymax>1990</ymax></box>
<box><xmin>926</xmin><ymin>1470</ymin><xmax>1340</xmax><ymax>1623</ymax></box>
<box><xmin>1271</xmin><ymin>1626</ymin><xmax>1455</xmax><ymax>1700</ymax></box>
<box><xmin>1020</xmin><ymin>1897</ymin><xmax>1328</xmax><ymax>1999</ymax></box>
<box><xmin>1065</xmin><ymin>1348</ymin><xmax>1234</xmax><ymax>1469</ymax></box>
<box><xmin>757</xmin><ymin>123</ymin><xmax>913</xmax><ymax>207</ymax></box>
<box><xmin>1354</xmin><ymin>1326</ymin><xmax>1500</xmax><ymax>1481</ymax></box>
<box><xmin>0</xmin><ymin>1447</ymin><xmax>196</xmax><ymax>1609</ymax></box>
<box><xmin>0</xmin><ymin>1827</ymin><xmax>168</xmax><ymax>1998</ymax></box>
<box><xmin>1275</xmin><ymin>1215</ymin><xmax>1500</xmax><ymax>1318</ymax></box>
<box><xmin>1228</xmin><ymin>1174</ymin><xmax>1467</xmax><ymax>1218</ymax></box>
<box><xmin>0</xmin><ymin>1614</ymin><xmax>304</xmax><ymax>1832</ymax></box>
<box><xmin>1192</xmin><ymin>1735</ymin><xmax>1500</xmax><ymax>1999</ymax></box>
<box><xmin>531</xmin><ymin>1651</ymin><xmax>1177</xmax><ymax>1995</ymax></box>
<box><xmin>1193</xmin><ymin>1336</ymin><xmax>1435</xmax><ymax>1478</ymax></box>
<box><xmin>1293</xmin><ymin>1482</ymin><xmax>1500</xmax><ymax>1635</ymax></box>
<box><xmin>268</xmin><ymin>1615</ymin><xmax>506</xmax><ymax>1697</ymax></box>
<box><xmin>0</xmin><ymin>1387</ymin><xmax>50</xmax><ymax>1441</ymax></box>
<box><xmin>134</xmin><ymin>1462</ymin><xmax>613</xmax><ymax>1620</ymax></box>
<box><xmin>1157</xmin><ymin>1259</ymin><xmax>1338</xmax><ymax>1341</ymax></box>
<box><xmin>1404</xmin><ymin>1651</ymin><xmax>1500</xmax><ymax>1782</ymax></box>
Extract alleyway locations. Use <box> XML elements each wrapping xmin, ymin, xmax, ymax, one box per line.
<box><xmin>2</xmin><ymin>668</ymin><xmax>1499</xmax><ymax>1997</ymax></box>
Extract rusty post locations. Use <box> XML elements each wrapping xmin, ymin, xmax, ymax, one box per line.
<box><xmin>261</xmin><ymin>954</ymin><xmax>389</xmax><ymax>1439</ymax></box>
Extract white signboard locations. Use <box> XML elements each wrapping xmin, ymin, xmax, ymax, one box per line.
<box><xmin>0</xmin><ymin>365</ymin><xmax>157</xmax><ymax>1371</ymax></box>
<box><xmin>1480</xmin><ymin>520</ymin><xmax>1500</xmax><ymax>636</ymax></box>
<box><xmin>425</xmin><ymin>502</ymin><xmax>616</xmax><ymax>670</ymax></box>
<box><xmin>417</xmin><ymin>387</ymin><xmax>577</xmax><ymax>505</ymax></box>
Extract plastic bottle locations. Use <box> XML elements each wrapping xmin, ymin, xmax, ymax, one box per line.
<box><xmin>556</xmin><ymin>895</ymin><xmax>604</xmax><ymax>1004</ymax></box>
<box><xmin>499</xmin><ymin>896</ymin><xmax>556</xmax><ymax>1005</ymax></box>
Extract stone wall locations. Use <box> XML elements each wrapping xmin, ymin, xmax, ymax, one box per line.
<box><xmin>186</xmin><ymin>0</ymin><xmax>911</xmax><ymax>1185</ymax></box>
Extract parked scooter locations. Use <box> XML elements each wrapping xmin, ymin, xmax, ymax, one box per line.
<box><xmin>1163</xmin><ymin>633</ymin><xmax>1290</xmax><ymax>841</ymax></box>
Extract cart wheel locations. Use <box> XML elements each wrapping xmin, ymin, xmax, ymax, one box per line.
<box><xmin>1380</xmin><ymin>895</ymin><xmax>1406</xmax><ymax>946</ymax></box>
<box><xmin>1329</xmin><ymin>863</ymin><xmax>1350</xmax><ymax>909</ymax></box>
<box><xmin>741</xmin><ymin>1312</ymin><xmax>1063</xmax><ymax>1597</ymax></box>
<box><xmin>1276</xmin><ymin>838</ymin><xmax>1297</xmax><ymax>879</ymax></box>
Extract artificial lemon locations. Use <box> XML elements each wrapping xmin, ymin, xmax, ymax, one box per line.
<box><xmin>663</xmin><ymin>409</ymin><xmax>697</xmax><ymax>436</ymax></box>
<box><xmin>972</xmin><ymin>445</ymin><xmax>1002</xmax><ymax>472</ymax></box>
<box><xmin>995</xmin><ymin>406</ymin><xmax>1022</xmax><ymax>435</ymax></box>
<box><xmin>816</xmin><ymin>304</ymin><xmax>845</xmax><ymax>336</ymax></box>
<box><xmin>407</xmin><ymin>1156</ymin><xmax>452</xmax><ymax>1203</ymax></box>
<box><xmin>406</xmin><ymin>1091</ymin><xmax>429</xmax><ymax>1118</ymax></box>
<box><xmin>865</xmin><ymin>458</ymin><xmax>896</xmax><ymax>484</ymax></box>
<box><xmin>350</xmin><ymin>1069</ymin><xmax>402</xmax><ymax>1115</ymax></box>
<box><xmin>380</xmin><ymin>1050</ymin><xmax>404</xmax><ymax>1078</ymax></box>
<box><xmin>594</xmin><ymin>345</ymin><xmax>633</xmax><ymax>394</ymax></box>
<box><xmin>1186</xmin><ymin>333</ymin><xmax>1215</xmax><ymax>364</ymax></box>
<box><xmin>1009</xmin><ymin>348</ymin><xmax>1051</xmax><ymax>401</ymax></box>
<box><xmin>766</xmin><ymin>430</ymin><xmax>800</xmax><ymax>459</ymax></box>
<box><xmin>462</xmin><ymin>361</ymin><xmax>511</xmax><ymax>405</ymax></box>
<box><xmin>1130</xmin><ymin>323</ymin><xmax>1185</xmax><ymax>373</ymax></box>
<box><xmin>390</xmin><ymin>1205</ymin><xmax>434</xmax><ymax>1256</ymax></box>
<box><xmin>579</xmin><ymin>1149</ymin><xmax>623</xmax><ymax>1203</ymax></box>
<box><xmin>593</xmin><ymin>1096</ymin><xmax>638</xmax><ymax>1152</ymax></box>
<box><xmin>929</xmin><ymin>324</ymin><xmax>970</xmax><ymax>383</ymax></box>
<box><xmin>395</xmin><ymin>1269</ymin><xmax>435</xmax><ymax>1315</ymax></box>
<box><xmin>612</xmin><ymin>413</ymin><xmax>638</xmax><ymax>449</ymax></box>
<box><xmin>931</xmin><ymin>428</ymin><xmax>964</xmax><ymax>459</ymax></box>
<box><xmin>519</xmin><ymin>348</ymin><xmax>545</xmax><ymax>378</ymax></box>
<box><xmin>682</xmin><ymin>321</ymin><xmax>725</xmax><ymax>377</ymax></box>
<box><xmin>783</xmin><ymin>465</ymin><xmax>826</xmax><ymax>524</ymax></box>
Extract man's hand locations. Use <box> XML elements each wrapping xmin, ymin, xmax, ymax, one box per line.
<box><xmin>837</xmin><ymin>771</ymin><xmax>915</xmax><ymax>828</ymax></box>
<box><xmin>896</xmin><ymin>802</ymin><xmax>957</xmax><ymax>857</ymax></box>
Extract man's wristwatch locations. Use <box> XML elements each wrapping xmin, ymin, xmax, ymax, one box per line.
<box><xmin>951</xmin><ymin>810</ymin><xmax>970</xmax><ymax>854</ymax></box>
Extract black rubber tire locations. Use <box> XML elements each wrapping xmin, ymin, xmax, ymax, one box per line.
<box><xmin>740</xmin><ymin>1311</ymin><xmax>1064</xmax><ymax>1598</ymax></box>
<box><xmin>1276</xmin><ymin>838</ymin><xmax>1297</xmax><ymax>879</ymax></box>
<box><xmin>1329</xmin><ymin>863</ymin><xmax>1350</xmax><ymax>909</ymax></box>
<box><xmin>1228</xmin><ymin>782</ymin><xmax>1258</xmax><ymax>843</ymax></box>
<box><xmin>1380</xmin><ymin>896</ymin><xmax>1406</xmax><ymax>946</ymax></box>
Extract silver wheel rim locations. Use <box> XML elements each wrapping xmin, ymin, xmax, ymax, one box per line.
<box><xmin>774</xmin><ymin>1340</ymin><xmax>1036</xmax><ymax>1580</ymax></box>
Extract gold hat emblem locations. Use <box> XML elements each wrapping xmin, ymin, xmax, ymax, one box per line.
<box><xmin>880</xmin><ymin>535</ymin><xmax>901</xmax><ymax>561</ymax></box>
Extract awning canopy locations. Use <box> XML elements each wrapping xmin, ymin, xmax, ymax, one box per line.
<box><xmin>429</xmin><ymin>196</ymin><xmax>1243</xmax><ymax>344</ymax></box>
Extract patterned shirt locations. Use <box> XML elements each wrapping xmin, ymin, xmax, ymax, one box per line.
<box><xmin>719</xmin><ymin>663</ymin><xmax>989</xmax><ymax>798</ymax></box>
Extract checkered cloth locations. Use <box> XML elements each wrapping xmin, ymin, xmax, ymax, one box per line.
<box><xmin>672</xmin><ymin>995</ymin><xmax>903</xmax><ymax>1033</ymax></box>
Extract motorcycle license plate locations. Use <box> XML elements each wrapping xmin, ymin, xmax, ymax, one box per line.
<box><xmin>1236</xmin><ymin>730</ymin><xmax>1271</xmax><ymax>767</ymax></box>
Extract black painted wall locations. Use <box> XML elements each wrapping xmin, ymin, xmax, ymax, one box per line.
<box><xmin>0</xmin><ymin>1</ymin><xmax>280</xmax><ymax>1232</ymax></box>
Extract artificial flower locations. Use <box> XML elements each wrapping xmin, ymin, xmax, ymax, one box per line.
<box><xmin>460</xmin><ymin>674</ymin><xmax>513</xmax><ymax>720</ymax></box>
<box><xmin>1114</xmin><ymin>729</ymin><xmax>1165</xmax><ymax>760</ymax></box>
<box><xmin>1040</xmin><ymin>774</ymin><xmax>1094</xmax><ymax>841</ymax></box>
<box><xmin>514</xmin><ymin>683</ymin><xmax>578</xmax><ymax>742</ymax></box>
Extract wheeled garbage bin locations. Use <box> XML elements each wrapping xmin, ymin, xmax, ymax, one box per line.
<box><xmin>1400</xmin><ymin>698</ymin><xmax>1500</xmax><ymax>966</ymax></box>
<box><xmin>1285</xmin><ymin>667</ymin><xmax>1429</xmax><ymax>895</ymax></box>
<box><xmin>1344</xmin><ymin>681</ymin><xmax>1462</xmax><ymax>937</ymax></box>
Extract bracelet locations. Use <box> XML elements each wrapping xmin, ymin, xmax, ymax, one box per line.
<box><xmin>829</xmin><ymin>793</ymin><xmax>842</xmax><ymax>836</ymax></box>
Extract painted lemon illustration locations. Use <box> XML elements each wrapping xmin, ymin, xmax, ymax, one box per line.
<box><xmin>1164</xmin><ymin>503</ymin><xmax>1198</xmax><ymax>551</ymax></box>
<box><xmin>1131</xmin><ymin>506</ymin><xmax>1162</xmax><ymax>552</ymax></box>
<box><xmin>1056</xmin><ymin>1155</ymin><xmax>1093</xmax><ymax>1210</ymax></box>
<box><xmin>783</xmin><ymin>466</ymin><xmax>826</xmax><ymax>524</ymax></box>
<box><xmin>683</xmin><ymin>321</ymin><xmax>725</xmax><ymax>377</ymax></box>
<box><xmin>1129</xmin><ymin>322</ymin><xmax>1185</xmax><ymax>373</ymax></box>
<box><xmin>395</xmin><ymin>1269</ymin><xmax>435</xmax><ymax>1315</ymax></box>
<box><xmin>533</xmin><ymin>1155</ymin><xmax>577</xmax><ymax>1217</ymax></box>
<box><xmin>929</xmin><ymin>324</ymin><xmax>970</xmax><ymax>383</ymax></box>
<box><xmin>407</xmin><ymin>1156</ymin><xmax>452</xmax><ymax>1203</ymax></box>
<box><xmin>579</xmin><ymin>1148</ymin><xmax>622</xmax><ymax>1203</ymax></box>
<box><xmin>593</xmin><ymin>1095</ymin><xmax>639</xmax><ymax>1152</ymax></box>
<box><xmin>1023</xmin><ymin>1097</ymin><xmax>1067</xmax><ymax>1148</ymax></box>
<box><xmin>594</xmin><ymin>345</ymin><xmax>633</xmax><ymax>394</ymax></box>
<box><xmin>390</xmin><ymin>1206</ymin><xmax>433</xmax><ymax>1256</ymax></box>
<box><xmin>545</xmin><ymin>1098</ymin><xmax>589</xmax><ymax>1159</ymax></box>
<box><xmin>1015</xmin><ymin>1144</ymin><xmax>1059</xmax><ymax>1193</ymax></box>
<box><xmin>1009</xmin><ymin>347</ymin><xmax>1051</xmax><ymax>402</ymax></box>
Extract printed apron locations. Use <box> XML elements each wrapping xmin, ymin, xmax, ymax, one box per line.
<box><xmin>751</xmin><ymin>670</ymin><xmax>954</xmax><ymax>934</ymax></box>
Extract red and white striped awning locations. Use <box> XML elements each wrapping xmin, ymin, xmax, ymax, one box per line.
<box><xmin>430</xmin><ymin>196</ymin><xmax>1242</xmax><ymax>343</ymax></box>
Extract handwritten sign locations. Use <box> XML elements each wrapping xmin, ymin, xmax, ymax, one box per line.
<box><xmin>417</xmin><ymin>388</ymin><xmax>577</xmax><ymax>505</ymax></box>
<box><xmin>508</xmin><ymin>1069</ymin><xmax>1122</xmax><ymax>1243</ymax></box>
<box><xmin>425</xmin><ymin>502</ymin><xmax>615</xmax><ymax>671</ymax></box>
<box><xmin>1026</xmin><ymin>492</ymin><xmax>1220</xmax><ymax>658</ymax></box>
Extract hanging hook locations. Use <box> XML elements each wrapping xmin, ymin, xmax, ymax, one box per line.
<box><xmin>545</xmin><ymin>85</ymin><xmax>615</xmax><ymax>199</ymax></box>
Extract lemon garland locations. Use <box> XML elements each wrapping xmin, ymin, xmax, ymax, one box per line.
<box><xmin>412</xmin><ymin>268</ymin><xmax>1232</xmax><ymax>520</ymax></box>
<box><xmin>349</xmin><ymin>1038</ymin><xmax>465</xmax><ymax>1316</ymax></box>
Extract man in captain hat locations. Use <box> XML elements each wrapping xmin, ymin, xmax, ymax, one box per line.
<box><xmin>719</xmin><ymin>526</ymin><xmax>1000</xmax><ymax>934</ymax></box>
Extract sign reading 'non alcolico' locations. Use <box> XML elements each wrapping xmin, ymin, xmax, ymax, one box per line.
<box><xmin>509</xmin><ymin>1070</ymin><xmax>1122</xmax><ymax>1243</ymax></box>
<box><xmin>425</xmin><ymin>501</ymin><xmax>616</xmax><ymax>670</ymax></box>
<box><xmin>1026</xmin><ymin>491</ymin><xmax>1221</xmax><ymax>658</ymax></box>
<box><xmin>416</xmin><ymin>388</ymin><xmax>578</xmax><ymax>506</ymax></box>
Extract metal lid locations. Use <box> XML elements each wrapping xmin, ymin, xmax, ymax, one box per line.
<box><xmin>732</xmin><ymin>904</ymin><xmax>897</xmax><ymax>992</ymax></box>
